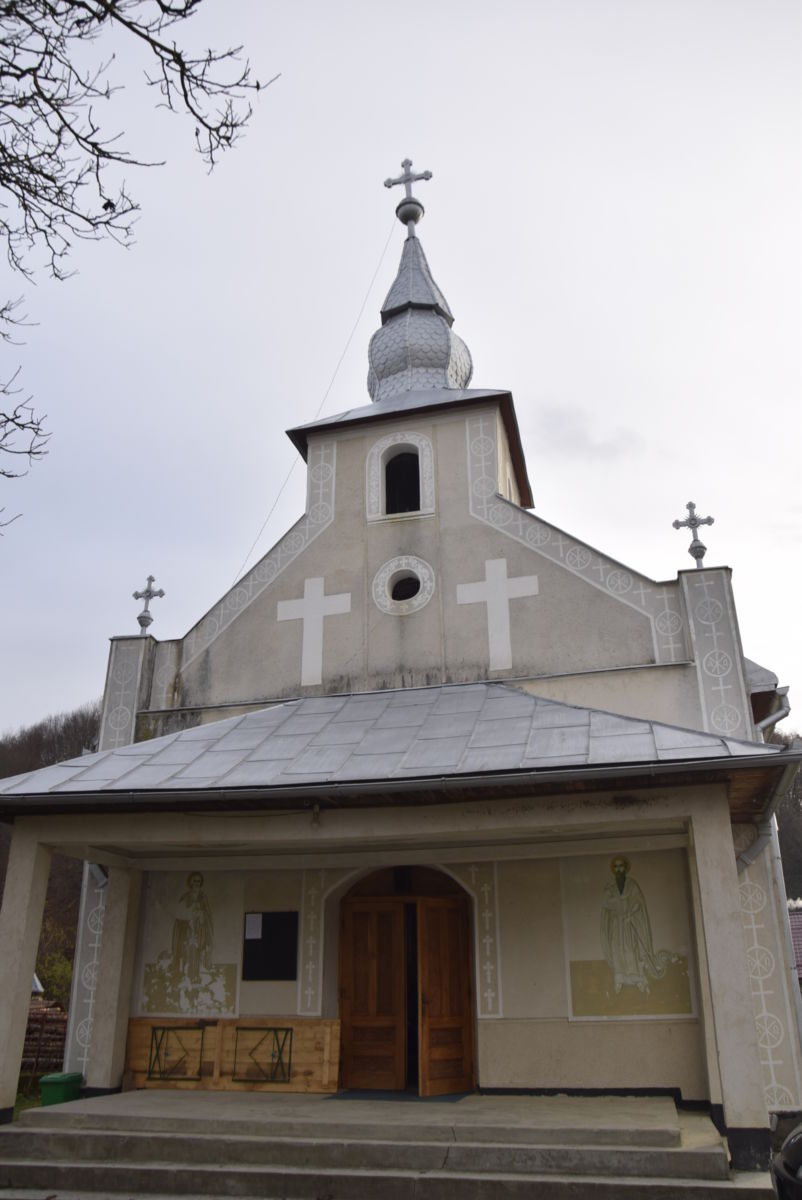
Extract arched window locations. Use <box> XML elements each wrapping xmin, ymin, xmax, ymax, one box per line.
<box><xmin>365</xmin><ymin>432</ymin><xmax>435</xmax><ymax>521</ymax></box>
<box><xmin>385</xmin><ymin>451</ymin><xmax>420</xmax><ymax>514</ymax></box>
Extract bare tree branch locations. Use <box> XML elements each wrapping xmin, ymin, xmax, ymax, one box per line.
<box><xmin>0</xmin><ymin>1</ymin><xmax>273</xmax><ymax>511</ymax></box>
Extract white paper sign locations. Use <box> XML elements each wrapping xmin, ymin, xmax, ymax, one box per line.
<box><xmin>244</xmin><ymin>912</ymin><xmax>262</xmax><ymax>940</ymax></box>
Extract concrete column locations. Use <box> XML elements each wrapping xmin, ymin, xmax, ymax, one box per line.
<box><xmin>0</xmin><ymin>827</ymin><xmax>51</xmax><ymax>1121</ymax></box>
<box><xmin>84</xmin><ymin>866</ymin><xmax>142</xmax><ymax>1092</ymax></box>
<box><xmin>690</xmin><ymin>797</ymin><xmax>770</xmax><ymax>1169</ymax></box>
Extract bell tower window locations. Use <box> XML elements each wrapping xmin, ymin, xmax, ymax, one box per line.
<box><xmin>366</xmin><ymin>431</ymin><xmax>435</xmax><ymax>522</ymax></box>
<box><xmin>385</xmin><ymin>451</ymin><xmax>420</xmax><ymax>514</ymax></box>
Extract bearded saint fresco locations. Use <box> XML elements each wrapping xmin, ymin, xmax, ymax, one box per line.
<box><xmin>600</xmin><ymin>856</ymin><xmax>672</xmax><ymax>994</ymax></box>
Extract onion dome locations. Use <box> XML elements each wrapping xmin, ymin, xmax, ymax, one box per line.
<box><xmin>368</xmin><ymin>160</ymin><xmax>473</xmax><ymax>403</ymax></box>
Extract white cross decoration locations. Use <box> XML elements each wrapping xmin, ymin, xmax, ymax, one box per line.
<box><xmin>457</xmin><ymin>559</ymin><xmax>539</xmax><ymax>671</ymax></box>
<box><xmin>277</xmin><ymin>577</ymin><xmax>351</xmax><ymax>686</ymax></box>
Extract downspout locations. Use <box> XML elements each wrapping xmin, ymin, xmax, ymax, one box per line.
<box><xmin>737</xmin><ymin>754</ymin><xmax>800</xmax><ymax>874</ymax></box>
<box><xmin>754</xmin><ymin>686</ymin><xmax>791</xmax><ymax>736</ymax></box>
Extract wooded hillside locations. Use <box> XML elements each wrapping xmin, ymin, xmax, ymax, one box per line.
<box><xmin>0</xmin><ymin>701</ymin><xmax>100</xmax><ymax>1007</ymax></box>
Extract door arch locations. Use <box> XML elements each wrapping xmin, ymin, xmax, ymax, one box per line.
<box><xmin>338</xmin><ymin>867</ymin><xmax>475</xmax><ymax>1095</ymax></box>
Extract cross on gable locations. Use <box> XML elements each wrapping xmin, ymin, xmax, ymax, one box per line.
<box><xmin>132</xmin><ymin>574</ymin><xmax>165</xmax><ymax>635</ymax></box>
<box><xmin>277</xmin><ymin>577</ymin><xmax>351</xmax><ymax>686</ymax></box>
<box><xmin>672</xmin><ymin>501</ymin><xmax>714</xmax><ymax>568</ymax></box>
<box><xmin>457</xmin><ymin>558</ymin><xmax>539</xmax><ymax>671</ymax></box>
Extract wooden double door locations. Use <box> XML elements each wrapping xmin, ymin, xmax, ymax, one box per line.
<box><xmin>339</xmin><ymin>893</ymin><xmax>475</xmax><ymax>1096</ymax></box>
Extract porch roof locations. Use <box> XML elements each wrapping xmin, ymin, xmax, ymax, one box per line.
<box><xmin>0</xmin><ymin>684</ymin><xmax>795</xmax><ymax>821</ymax></box>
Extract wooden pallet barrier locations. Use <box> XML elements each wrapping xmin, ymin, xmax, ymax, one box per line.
<box><xmin>127</xmin><ymin>1018</ymin><xmax>340</xmax><ymax>1093</ymax></box>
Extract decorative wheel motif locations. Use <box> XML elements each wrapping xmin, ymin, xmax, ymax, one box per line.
<box><xmin>766</xmin><ymin>1084</ymin><xmax>796</xmax><ymax>1107</ymax></box>
<box><xmin>309</xmin><ymin>462</ymin><xmax>333</xmax><ymax>483</ymax></box>
<box><xmin>566</xmin><ymin>546</ymin><xmax>591</xmax><ymax>571</ymax></box>
<box><xmin>739</xmin><ymin>881</ymin><xmax>766</xmax><ymax>914</ymax></box>
<box><xmin>695</xmin><ymin>597</ymin><xmax>723</xmax><ymax>625</ymax></box>
<box><xmin>81</xmin><ymin>961</ymin><xmax>99</xmax><ymax>990</ymax></box>
<box><xmin>488</xmin><ymin>503</ymin><xmax>513</xmax><ymax>527</ymax></box>
<box><xmin>746</xmin><ymin>945</ymin><xmax>775</xmax><ymax>981</ymax></box>
<box><xmin>254</xmin><ymin>560</ymin><xmax>278</xmax><ymax>584</ymax></box>
<box><xmin>756</xmin><ymin>1013</ymin><xmax>784</xmax><ymax>1050</ymax></box>
<box><xmin>107</xmin><ymin>705</ymin><xmax>131</xmax><ymax>732</ymax></box>
<box><xmin>283</xmin><ymin>532</ymin><xmax>305</xmax><ymax>554</ymax></box>
<box><xmin>76</xmin><ymin>1018</ymin><xmax>94</xmax><ymax>1047</ymax></box>
<box><xmin>470</xmin><ymin>435</ymin><xmax>495</xmax><ymax>457</ymax></box>
<box><xmin>655</xmin><ymin>610</ymin><xmax>682</xmax><ymax>636</ymax></box>
<box><xmin>224</xmin><ymin>587</ymin><xmax>250</xmax><ymax>612</ymax></box>
<box><xmin>525</xmin><ymin>525</ymin><xmax>551</xmax><ymax>547</ymax></box>
<box><xmin>703</xmin><ymin>650</ymin><xmax>732</xmax><ymax>677</ymax></box>
<box><xmin>606</xmin><ymin>570</ymin><xmax>633</xmax><ymax>595</ymax></box>
<box><xmin>309</xmin><ymin>502</ymin><xmax>332</xmax><ymax>524</ymax></box>
<box><xmin>112</xmin><ymin>661</ymin><xmax>136</xmax><ymax>685</ymax></box>
<box><xmin>472</xmin><ymin>476</ymin><xmax>496</xmax><ymax>499</ymax></box>
<box><xmin>711</xmin><ymin>703</ymin><xmax>741</xmax><ymax>734</ymax></box>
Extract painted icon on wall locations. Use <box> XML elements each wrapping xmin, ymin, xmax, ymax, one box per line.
<box><xmin>142</xmin><ymin>872</ymin><xmax>236</xmax><ymax>1016</ymax></box>
<box><xmin>601</xmin><ymin>856</ymin><xmax>675</xmax><ymax>993</ymax></box>
<box><xmin>563</xmin><ymin>850</ymin><xmax>694</xmax><ymax>1018</ymax></box>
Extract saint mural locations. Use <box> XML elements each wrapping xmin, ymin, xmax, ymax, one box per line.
<box><xmin>600</xmin><ymin>856</ymin><xmax>671</xmax><ymax>994</ymax></box>
<box><xmin>141</xmin><ymin>872</ymin><xmax>236</xmax><ymax>1016</ymax></box>
<box><xmin>565</xmin><ymin>850</ymin><xmax>693</xmax><ymax>1018</ymax></box>
<box><xmin>171</xmin><ymin>871</ymin><xmax>214</xmax><ymax>985</ymax></box>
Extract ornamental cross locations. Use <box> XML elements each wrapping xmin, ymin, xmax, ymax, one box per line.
<box><xmin>457</xmin><ymin>558</ymin><xmax>539</xmax><ymax>671</ymax></box>
<box><xmin>384</xmin><ymin>158</ymin><xmax>432</xmax><ymax>199</ymax></box>
<box><xmin>672</xmin><ymin>501</ymin><xmax>714</xmax><ymax>569</ymax></box>
<box><xmin>133</xmin><ymin>574</ymin><xmax>165</xmax><ymax>635</ymax></box>
<box><xmin>277</xmin><ymin>576</ymin><xmax>351</xmax><ymax>686</ymax></box>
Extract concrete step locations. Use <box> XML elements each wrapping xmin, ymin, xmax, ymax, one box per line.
<box><xmin>0</xmin><ymin>1160</ymin><xmax>777</xmax><ymax>1199</ymax></box>
<box><xmin>0</xmin><ymin>1124</ymin><xmax>731</xmax><ymax>1180</ymax></box>
<box><xmin>0</xmin><ymin>1093</ymin><xmax>775</xmax><ymax>1199</ymax></box>
<box><xmin>14</xmin><ymin>1094</ymin><xmax>684</xmax><ymax>1147</ymax></box>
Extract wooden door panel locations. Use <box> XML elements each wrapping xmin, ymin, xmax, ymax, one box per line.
<box><xmin>340</xmin><ymin>900</ymin><xmax>405</xmax><ymax>1090</ymax></box>
<box><xmin>418</xmin><ymin>897</ymin><xmax>474</xmax><ymax>1096</ymax></box>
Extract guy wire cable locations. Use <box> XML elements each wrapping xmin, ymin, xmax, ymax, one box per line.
<box><xmin>231</xmin><ymin>215</ymin><xmax>397</xmax><ymax>585</ymax></box>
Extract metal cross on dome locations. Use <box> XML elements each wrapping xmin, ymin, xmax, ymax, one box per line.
<box><xmin>384</xmin><ymin>158</ymin><xmax>432</xmax><ymax>198</ymax></box>
<box><xmin>384</xmin><ymin>158</ymin><xmax>433</xmax><ymax>235</ymax></box>
<box><xmin>133</xmin><ymin>574</ymin><xmax>165</xmax><ymax>635</ymax></box>
<box><xmin>672</xmin><ymin>501</ymin><xmax>714</xmax><ymax>569</ymax></box>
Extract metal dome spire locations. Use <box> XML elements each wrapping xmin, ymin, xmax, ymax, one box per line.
<box><xmin>367</xmin><ymin>158</ymin><xmax>473</xmax><ymax>403</ymax></box>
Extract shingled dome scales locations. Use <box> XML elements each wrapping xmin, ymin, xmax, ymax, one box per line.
<box><xmin>368</xmin><ymin>159</ymin><xmax>473</xmax><ymax>402</ymax></box>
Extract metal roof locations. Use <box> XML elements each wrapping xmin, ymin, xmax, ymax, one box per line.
<box><xmin>0</xmin><ymin>684</ymin><xmax>782</xmax><ymax>809</ymax></box>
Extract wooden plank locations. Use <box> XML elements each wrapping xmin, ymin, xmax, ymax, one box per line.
<box><xmin>126</xmin><ymin>1018</ymin><xmax>341</xmax><ymax>1093</ymax></box>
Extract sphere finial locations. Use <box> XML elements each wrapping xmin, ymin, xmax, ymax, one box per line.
<box><xmin>384</xmin><ymin>157</ymin><xmax>433</xmax><ymax>238</ymax></box>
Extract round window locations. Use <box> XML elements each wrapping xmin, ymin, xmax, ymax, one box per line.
<box><xmin>372</xmin><ymin>556</ymin><xmax>435</xmax><ymax>615</ymax></box>
<box><xmin>390</xmin><ymin>574</ymin><xmax>421</xmax><ymax>602</ymax></box>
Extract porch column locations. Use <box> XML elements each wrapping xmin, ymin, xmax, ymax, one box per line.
<box><xmin>84</xmin><ymin>867</ymin><xmax>142</xmax><ymax>1093</ymax></box>
<box><xmin>0</xmin><ymin>827</ymin><xmax>51</xmax><ymax>1122</ymax></box>
<box><xmin>690</xmin><ymin>797</ymin><xmax>770</xmax><ymax>1170</ymax></box>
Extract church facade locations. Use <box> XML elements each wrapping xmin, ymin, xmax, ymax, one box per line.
<box><xmin>0</xmin><ymin>163</ymin><xmax>800</xmax><ymax>1171</ymax></box>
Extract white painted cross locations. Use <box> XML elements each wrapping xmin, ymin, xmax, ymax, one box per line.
<box><xmin>277</xmin><ymin>577</ymin><xmax>351</xmax><ymax>686</ymax></box>
<box><xmin>457</xmin><ymin>559</ymin><xmax>538</xmax><ymax>671</ymax></box>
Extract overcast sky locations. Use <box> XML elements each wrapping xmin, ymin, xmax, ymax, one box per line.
<box><xmin>1</xmin><ymin>0</ymin><xmax>799</xmax><ymax>738</ymax></box>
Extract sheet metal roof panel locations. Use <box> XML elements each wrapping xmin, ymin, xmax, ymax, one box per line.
<box><xmin>0</xmin><ymin>683</ymin><xmax>786</xmax><ymax>805</ymax></box>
